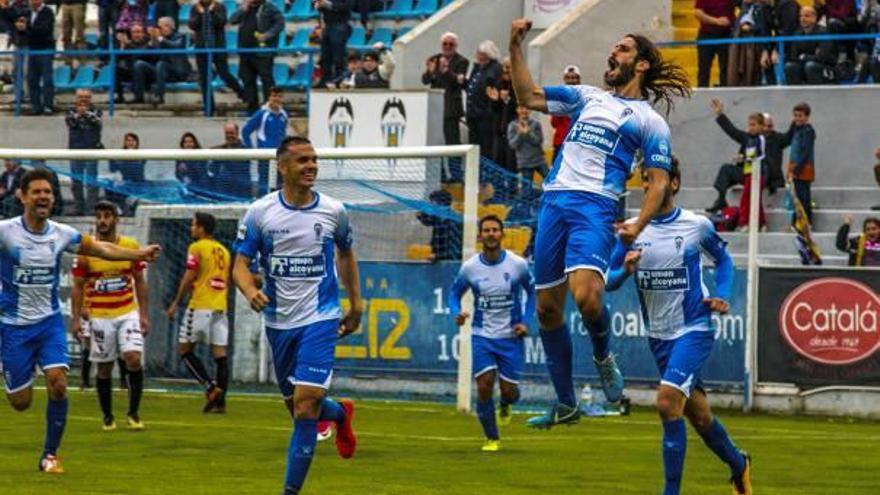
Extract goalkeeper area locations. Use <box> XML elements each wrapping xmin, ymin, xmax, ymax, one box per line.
<box><xmin>1</xmin><ymin>389</ymin><xmax>878</xmax><ymax>495</ymax></box>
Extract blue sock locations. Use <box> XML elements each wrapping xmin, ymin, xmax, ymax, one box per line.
<box><xmin>475</xmin><ymin>399</ymin><xmax>499</xmax><ymax>440</ymax></box>
<box><xmin>44</xmin><ymin>397</ymin><xmax>68</xmax><ymax>456</ymax></box>
<box><xmin>698</xmin><ymin>418</ymin><xmax>746</xmax><ymax>477</ymax></box>
<box><xmin>585</xmin><ymin>305</ymin><xmax>611</xmax><ymax>361</ymax></box>
<box><xmin>284</xmin><ymin>419</ymin><xmax>317</xmax><ymax>492</ymax></box>
<box><xmin>539</xmin><ymin>325</ymin><xmax>576</xmax><ymax>407</ymax></box>
<box><xmin>662</xmin><ymin>418</ymin><xmax>687</xmax><ymax>495</ymax></box>
<box><xmin>318</xmin><ymin>397</ymin><xmax>346</xmax><ymax>424</ymax></box>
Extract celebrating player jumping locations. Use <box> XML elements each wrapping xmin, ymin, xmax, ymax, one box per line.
<box><xmin>71</xmin><ymin>200</ymin><xmax>150</xmax><ymax>431</ymax></box>
<box><xmin>232</xmin><ymin>136</ymin><xmax>362</xmax><ymax>495</ymax></box>
<box><xmin>0</xmin><ymin>169</ymin><xmax>160</xmax><ymax>474</ymax></box>
<box><xmin>449</xmin><ymin>215</ymin><xmax>535</xmax><ymax>452</ymax></box>
<box><xmin>166</xmin><ymin>212</ymin><xmax>232</xmax><ymax>413</ymax></box>
<box><xmin>606</xmin><ymin>160</ymin><xmax>752</xmax><ymax>495</ymax></box>
<box><xmin>508</xmin><ymin>18</ymin><xmax>691</xmax><ymax>428</ymax></box>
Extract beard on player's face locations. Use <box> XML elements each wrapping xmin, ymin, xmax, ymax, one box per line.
<box><xmin>604</xmin><ymin>56</ymin><xmax>637</xmax><ymax>88</ymax></box>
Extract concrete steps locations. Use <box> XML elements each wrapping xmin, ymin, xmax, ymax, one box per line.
<box><xmin>627</xmin><ymin>187</ymin><xmax>880</xmax><ymax>214</ymax></box>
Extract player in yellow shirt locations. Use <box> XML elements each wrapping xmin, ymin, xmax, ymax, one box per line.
<box><xmin>71</xmin><ymin>201</ymin><xmax>150</xmax><ymax>431</ymax></box>
<box><xmin>166</xmin><ymin>212</ymin><xmax>231</xmax><ymax>413</ymax></box>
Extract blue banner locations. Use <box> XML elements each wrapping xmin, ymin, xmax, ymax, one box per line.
<box><xmin>336</xmin><ymin>262</ymin><xmax>746</xmax><ymax>387</ymax></box>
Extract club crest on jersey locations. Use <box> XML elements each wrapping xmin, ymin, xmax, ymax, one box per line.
<box><xmin>674</xmin><ymin>236</ymin><xmax>684</xmax><ymax>252</ymax></box>
<box><xmin>504</xmin><ymin>272</ymin><xmax>510</xmax><ymax>282</ymax></box>
<box><xmin>620</xmin><ymin>107</ymin><xmax>633</xmax><ymax>119</ymax></box>
<box><xmin>314</xmin><ymin>223</ymin><xmax>323</xmax><ymax>240</ymax></box>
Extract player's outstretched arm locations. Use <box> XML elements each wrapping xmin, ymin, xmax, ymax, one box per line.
<box><xmin>700</xmin><ymin>220</ymin><xmax>734</xmax><ymax>314</ymax></box>
<box><xmin>447</xmin><ymin>270</ymin><xmax>469</xmax><ymax>326</ymax></box>
<box><xmin>509</xmin><ymin>18</ymin><xmax>547</xmax><ymax>113</ymax></box>
<box><xmin>84</xmin><ymin>238</ymin><xmax>161</xmax><ymax>263</ymax></box>
<box><xmin>233</xmin><ymin>253</ymin><xmax>269</xmax><ymax>312</ymax></box>
<box><xmin>606</xmin><ymin>248</ymin><xmax>642</xmax><ymax>291</ymax></box>
<box><xmin>336</xmin><ymin>248</ymin><xmax>364</xmax><ymax>337</ymax></box>
<box><xmin>619</xmin><ymin>168</ymin><xmax>669</xmax><ymax>243</ymax></box>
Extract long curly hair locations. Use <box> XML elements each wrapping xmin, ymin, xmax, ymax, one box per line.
<box><xmin>626</xmin><ymin>34</ymin><xmax>692</xmax><ymax>115</ymax></box>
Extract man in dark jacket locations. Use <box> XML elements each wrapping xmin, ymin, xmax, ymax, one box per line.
<box><xmin>66</xmin><ymin>89</ymin><xmax>103</xmax><ymax>215</ymax></box>
<box><xmin>465</xmin><ymin>41</ymin><xmax>502</xmax><ymax>158</ymax></box>
<box><xmin>353</xmin><ymin>51</ymin><xmax>389</xmax><ymax>88</ymax></box>
<box><xmin>421</xmin><ymin>32</ymin><xmax>469</xmax><ymax>145</ymax></box>
<box><xmin>189</xmin><ymin>0</ymin><xmax>245</xmax><ymax>113</ymax></box>
<box><xmin>212</xmin><ymin>121</ymin><xmax>253</xmax><ymax>198</ymax></box>
<box><xmin>316</xmin><ymin>0</ymin><xmax>353</xmax><ymax>87</ymax></box>
<box><xmin>3</xmin><ymin>0</ymin><xmax>55</xmax><ymax>114</ymax></box>
<box><xmin>115</xmin><ymin>22</ymin><xmax>152</xmax><ymax>103</ymax></box>
<box><xmin>784</xmin><ymin>5</ymin><xmax>837</xmax><ymax>84</ymax></box>
<box><xmin>133</xmin><ymin>17</ymin><xmax>191</xmax><ymax>104</ymax></box>
<box><xmin>230</xmin><ymin>0</ymin><xmax>284</xmax><ymax>114</ymax></box>
<box><xmin>759</xmin><ymin>113</ymin><xmax>793</xmax><ymax>193</ymax></box>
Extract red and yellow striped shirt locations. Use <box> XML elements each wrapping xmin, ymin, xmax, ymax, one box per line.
<box><xmin>72</xmin><ymin>236</ymin><xmax>145</xmax><ymax>319</ymax></box>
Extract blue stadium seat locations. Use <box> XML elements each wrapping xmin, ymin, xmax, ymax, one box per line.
<box><xmin>225</xmin><ymin>0</ymin><xmax>238</xmax><ymax>19</ymax></box>
<box><xmin>273</xmin><ymin>63</ymin><xmax>294</xmax><ymax>89</ymax></box>
<box><xmin>53</xmin><ymin>65</ymin><xmax>72</xmax><ymax>90</ymax></box>
<box><xmin>91</xmin><ymin>65</ymin><xmax>112</xmax><ymax>90</ymax></box>
<box><xmin>286</xmin><ymin>0</ymin><xmax>316</xmax><ymax>21</ymax></box>
<box><xmin>213</xmin><ymin>63</ymin><xmax>241</xmax><ymax>88</ymax></box>
<box><xmin>440</xmin><ymin>0</ymin><xmax>455</xmax><ymax>7</ymax></box>
<box><xmin>287</xmin><ymin>28</ymin><xmax>312</xmax><ymax>50</ymax></box>
<box><xmin>415</xmin><ymin>0</ymin><xmax>439</xmax><ymax>16</ymax></box>
<box><xmin>365</xmin><ymin>27</ymin><xmax>393</xmax><ymax>48</ymax></box>
<box><xmin>179</xmin><ymin>3</ymin><xmax>191</xmax><ymax>24</ymax></box>
<box><xmin>226</xmin><ymin>30</ymin><xmax>237</xmax><ymax>50</ymax></box>
<box><xmin>66</xmin><ymin>65</ymin><xmax>97</xmax><ymax>90</ymax></box>
<box><xmin>288</xmin><ymin>62</ymin><xmax>311</xmax><ymax>88</ymax></box>
<box><xmin>395</xmin><ymin>26</ymin><xmax>412</xmax><ymax>40</ymax></box>
<box><xmin>376</xmin><ymin>0</ymin><xmax>413</xmax><ymax>19</ymax></box>
<box><xmin>84</xmin><ymin>32</ymin><xmax>98</xmax><ymax>47</ymax></box>
<box><xmin>347</xmin><ymin>26</ymin><xmax>367</xmax><ymax>50</ymax></box>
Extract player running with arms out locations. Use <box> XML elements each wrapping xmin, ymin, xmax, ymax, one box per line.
<box><xmin>232</xmin><ymin>136</ymin><xmax>362</xmax><ymax>495</ymax></box>
<box><xmin>508</xmin><ymin>18</ymin><xmax>691</xmax><ymax>428</ymax></box>
<box><xmin>0</xmin><ymin>169</ymin><xmax>160</xmax><ymax>474</ymax></box>
<box><xmin>449</xmin><ymin>215</ymin><xmax>536</xmax><ymax>453</ymax></box>
<box><xmin>166</xmin><ymin>212</ymin><xmax>232</xmax><ymax>413</ymax></box>
<box><xmin>606</xmin><ymin>159</ymin><xmax>752</xmax><ymax>495</ymax></box>
<box><xmin>71</xmin><ymin>201</ymin><xmax>150</xmax><ymax>431</ymax></box>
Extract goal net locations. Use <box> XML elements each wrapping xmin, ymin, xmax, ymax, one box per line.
<box><xmin>0</xmin><ymin>146</ymin><xmax>543</xmax><ymax>412</ymax></box>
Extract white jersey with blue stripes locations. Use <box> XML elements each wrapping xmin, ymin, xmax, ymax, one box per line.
<box><xmin>233</xmin><ymin>191</ymin><xmax>353</xmax><ymax>330</ymax></box>
<box><xmin>544</xmin><ymin>84</ymin><xmax>673</xmax><ymax>200</ymax></box>
<box><xmin>449</xmin><ymin>250</ymin><xmax>536</xmax><ymax>339</ymax></box>
<box><xmin>0</xmin><ymin>217</ymin><xmax>84</xmax><ymax>326</ymax></box>
<box><xmin>614</xmin><ymin>208</ymin><xmax>733</xmax><ymax>340</ymax></box>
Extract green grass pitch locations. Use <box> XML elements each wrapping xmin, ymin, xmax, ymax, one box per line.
<box><xmin>1</xmin><ymin>389</ymin><xmax>878</xmax><ymax>494</ymax></box>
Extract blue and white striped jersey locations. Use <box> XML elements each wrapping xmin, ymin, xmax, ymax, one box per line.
<box><xmin>607</xmin><ymin>208</ymin><xmax>734</xmax><ymax>340</ymax></box>
<box><xmin>449</xmin><ymin>250</ymin><xmax>536</xmax><ymax>339</ymax></box>
<box><xmin>233</xmin><ymin>191</ymin><xmax>353</xmax><ymax>330</ymax></box>
<box><xmin>0</xmin><ymin>217</ymin><xmax>84</xmax><ymax>326</ymax></box>
<box><xmin>543</xmin><ymin>84</ymin><xmax>673</xmax><ymax>200</ymax></box>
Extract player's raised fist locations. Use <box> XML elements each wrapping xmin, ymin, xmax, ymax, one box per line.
<box><xmin>617</xmin><ymin>222</ymin><xmax>642</xmax><ymax>244</ymax></box>
<box><xmin>510</xmin><ymin>18</ymin><xmax>532</xmax><ymax>46</ymax></box>
<box><xmin>703</xmin><ymin>297</ymin><xmax>730</xmax><ymax>314</ymax></box>
<box><xmin>513</xmin><ymin>323</ymin><xmax>528</xmax><ymax>337</ymax></box>
<box><xmin>141</xmin><ymin>244</ymin><xmax>161</xmax><ymax>262</ymax></box>
<box><xmin>455</xmin><ymin>311</ymin><xmax>470</xmax><ymax>326</ymax></box>
<box><xmin>623</xmin><ymin>250</ymin><xmax>642</xmax><ymax>274</ymax></box>
<box><xmin>248</xmin><ymin>290</ymin><xmax>270</xmax><ymax>312</ymax></box>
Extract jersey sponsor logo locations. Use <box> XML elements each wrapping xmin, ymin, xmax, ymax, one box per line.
<box><xmin>779</xmin><ymin>277</ymin><xmax>880</xmax><ymax>365</ymax></box>
<box><xmin>477</xmin><ymin>294</ymin><xmax>514</xmax><ymax>310</ymax></box>
<box><xmin>209</xmin><ymin>278</ymin><xmax>227</xmax><ymax>290</ymax></box>
<box><xmin>13</xmin><ymin>265</ymin><xmax>55</xmax><ymax>287</ymax></box>
<box><xmin>237</xmin><ymin>223</ymin><xmax>248</xmax><ymax>240</ymax></box>
<box><xmin>636</xmin><ymin>268</ymin><xmax>690</xmax><ymax>291</ymax></box>
<box><xmin>565</xmin><ymin>122</ymin><xmax>620</xmax><ymax>155</ymax></box>
<box><xmin>269</xmin><ymin>254</ymin><xmax>326</xmax><ymax>279</ymax></box>
<box><xmin>93</xmin><ymin>276</ymin><xmax>129</xmax><ymax>294</ymax></box>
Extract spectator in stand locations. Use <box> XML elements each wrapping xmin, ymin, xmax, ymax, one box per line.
<box><xmin>759</xmin><ymin>112</ymin><xmax>792</xmax><ymax>194</ymax></box>
<box><xmin>0</xmin><ymin>0</ymin><xmax>27</xmax><ymax>87</ymax></box>
<box><xmin>785</xmin><ymin>5</ymin><xmax>837</xmax><ymax>84</ymax></box>
<box><xmin>327</xmin><ymin>52</ymin><xmax>360</xmax><ymax>88</ymax></box>
<box><xmin>416</xmin><ymin>189</ymin><xmax>462</xmax><ymax>262</ymax></box>
<box><xmin>212</xmin><ymin>121</ymin><xmax>252</xmax><ymax>198</ymax></box>
<box><xmin>422</xmin><ymin>32</ymin><xmax>470</xmax><ymax>145</ymax></box>
<box><xmin>133</xmin><ymin>17</ymin><xmax>191</xmax><ymax>104</ymax></box>
<box><xmin>786</xmin><ymin>102</ymin><xmax>817</xmax><ymax>225</ymax></box>
<box><xmin>353</xmin><ymin>49</ymin><xmax>391</xmax><ymax>88</ymax></box>
<box><xmin>176</xmin><ymin>132</ymin><xmax>210</xmax><ymax>192</ymax></box>
<box><xmin>3</xmin><ymin>0</ymin><xmax>55</xmax><ymax>115</ymax></box>
<box><xmin>837</xmin><ymin>215</ymin><xmax>880</xmax><ymax>266</ymax></box>
<box><xmin>316</xmin><ymin>0</ymin><xmax>354</xmax><ymax>87</ymax></box>
<box><xmin>0</xmin><ymin>159</ymin><xmax>25</xmax><ymax>217</ymax></box>
<box><xmin>863</xmin><ymin>1</ymin><xmax>880</xmax><ymax>83</ymax></box>
<box><xmin>816</xmin><ymin>0</ymin><xmax>859</xmax><ymax>64</ymax></box>
<box><xmin>465</xmin><ymin>40</ymin><xmax>502</xmax><ymax>158</ymax></box>
<box><xmin>708</xmin><ymin>99</ymin><xmax>767</xmax><ymax>231</ymax></box>
<box><xmin>507</xmin><ymin>105</ymin><xmax>547</xmax><ymax>185</ymax></box>
<box><xmin>242</xmin><ymin>86</ymin><xmax>287</xmax><ymax>195</ymax></box>
<box><xmin>115</xmin><ymin>0</ymin><xmax>149</xmax><ymax>34</ymax></box>
<box><xmin>59</xmin><ymin>0</ymin><xmax>86</xmax><ymax>60</ymax></box>
<box><xmin>761</xmin><ymin>0</ymin><xmax>801</xmax><ymax>84</ymax></box>
<box><xmin>231</xmin><ymin>0</ymin><xmax>284</xmax><ymax>114</ymax></box>
<box><xmin>66</xmin><ymin>89</ymin><xmax>103</xmax><ymax>215</ymax></box>
<box><xmin>96</xmin><ymin>0</ymin><xmax>121</xmax><ymax>50</ymax></box>
<box><xmin>694</xmin><ymin>0</ymin><xmax>735</xmax><ymax>87</ymax></box>
<box><xmin>107</xmin><ymin>132</ymin><xmax>146</xmax><ymax>215</ymax></box>
<box><xmin>727</xmin><ymin>0</ymin><xmax>772</xmax><ymax>86</ymax></box>
<box><xmin>550</xmin><ymin>65</ymin><xmax>580</xmax><ymax>161</ymax></box>
<box><xmin>153</xmin><ymin>0</ymin><xmax>181</xmax><ymax>26</ymax></box>
<box><xmin>189</xmin><ymin>0</ymin><xmax>245</xmax><ymax>113</ymax></box>
<box><xmin>488</xmin><ymin>56</ymin><xmax>517</xmax><ymax>170</ymax></box>
<box><xmin>115</xmin><ymin>22</ymin><xmax>152</xmax><ymax>103</ymax></box>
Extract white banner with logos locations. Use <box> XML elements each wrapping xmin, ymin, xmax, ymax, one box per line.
<box><xmin>524</xmin><ymin>0</ymin><xmax>581</xmax><ymax>29</ymax></box>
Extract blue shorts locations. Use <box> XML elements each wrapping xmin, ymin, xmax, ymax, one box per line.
<box><xmin>473</xmin><ymin>335</ymin><xmax>524</xmax><ymax>384</ymax></box>
<box><xmin>0</xmin><ymin>314</ymin><xmax>69</xmax><ymax>394</ymax></box>
<box><xmin>266</xmin><ymin>318</ymin><xmax>338</xmax><ymax>399</ymax></box>
<box><xmin>648</xmin><ymin>330</ymin><xmax>715</xmax><ymax>398</ymax></box>
<box><xmin>533</xmin><ymin>190</ymin><xmax>619</xmax><ymax>288</ymax></box>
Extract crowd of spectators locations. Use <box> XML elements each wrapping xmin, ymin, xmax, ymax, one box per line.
<box><xmin>695</xmin><ymin>0</ymin><xmax>880</xmax><ymax>87</ymax></box>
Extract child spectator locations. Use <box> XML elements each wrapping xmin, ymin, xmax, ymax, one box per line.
<box><xmin>786</xmin><ymin>102</ymin><xmax>816</xmax><ymax>225</ymax></box>
<box><xmin>836</xmin><ymin>215</ymin><xmax>880</xmax><ymax>266</ymax></box>
<box><xmin>507</xmin><ymin>106</ymin><xmax>547</xmax><ymax>185</ymax></box>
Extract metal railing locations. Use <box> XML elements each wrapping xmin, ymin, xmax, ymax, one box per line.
<box><xmin>0</xmin><ymin>44</ymin><xmax>317</xmax><ymax>117</ymax></box>
<box><xmin>657</xmin><ymin>32</ymin><xmax>880</xmax><ymax>85</ymax></box>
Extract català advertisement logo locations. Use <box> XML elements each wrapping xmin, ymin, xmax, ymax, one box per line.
<box><xmin>779</xmin><ymin>278</ymin><xmax>880</xmax><ymax>365</ymax></box>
